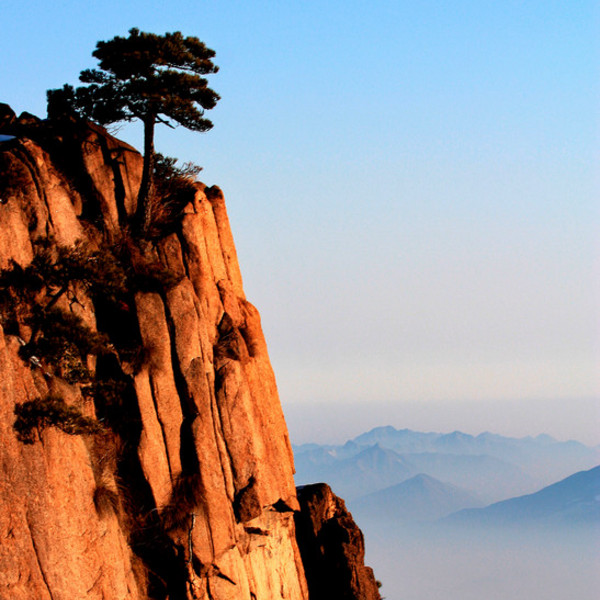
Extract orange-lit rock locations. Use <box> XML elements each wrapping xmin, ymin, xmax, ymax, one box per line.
<box><xmin>0</xmin><ymin>110</ymin><xmax>378</xmax><ymax>600</ymax></box>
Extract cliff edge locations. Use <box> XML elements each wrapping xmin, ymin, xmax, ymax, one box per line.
<box><xmin>0</xmin><ymin>104</ymin><xmax>380</xmax><ymax>600</ymax></box>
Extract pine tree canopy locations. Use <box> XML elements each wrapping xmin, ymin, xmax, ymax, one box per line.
<box><xmin>50</xmin><ymin>28</ymin><xmax>220</xmax><ymax>131</ymax></box>
<box><xmin>47</xmin><ymin>29</ymin><xmax>220</xmax><ymax>236</ymax></box>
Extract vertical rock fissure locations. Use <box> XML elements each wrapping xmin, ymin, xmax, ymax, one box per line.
<box><xmin>212</xmin><ymin>363</ymin><xmax>240</xmax><ymax>488</ymax></box>
<box><xmin>70</xmin><ymin>135</ymin><xmax>112</xmax><ymax>227</ymax></box>
<box><xmin>162</xmin><ymin>297</ymin><xmax>199</xmax><ymax>476</ymax></box>
<box><xmin>175</xmin><ymin>230</ymin><xmax>193</xmax><ymax>282</ymax></box>
<box><xmin>187</xmin><ymin>513</ymin><xmax>195</xmax><ymax>564</ymax></box>
<box><xmin>204</xmin><ymin>187</ymin><xmax>237</xmax><ymax>287</ymax></box>
<box><xmin>97</xmin><ymin>134</ymin><xmax>129</xmax><ymax>228</ymax></box>
<box><xmin>207</xmin><ymin>387</ymin><xmax>235</xmax><ymax>501</ymax></box>
<box><xmin>12</xmin><ymin>144</ymin><xmax>54</xmax><ymax>232</ymax></box>
<box><xmin>147</xmin><ymin>375</ymin><xmax>174</xmax><ymax>481</ymax></box>
<box><xmin>37</xmin><ymin>127</ymin><xmax>106</xmax><ymax>228</ymax></box>
<box><xmin>26</xmin><ymin>516</ymin><xmax>56</xmax><ymax>600</ymax></box>
<box><xmin>86</xmin><ymin>569</ymin><xmax>104</xmax><ymax>596</ymax></box>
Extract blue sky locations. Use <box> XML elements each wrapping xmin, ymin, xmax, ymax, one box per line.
<box><xmin>2</xmin><ymin>1</ymin><xmax>598</xmax><ymax>443</ymax></box>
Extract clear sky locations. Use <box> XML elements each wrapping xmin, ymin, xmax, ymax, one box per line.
<box><xmin>2</xmin><ymin>1</ymin><xmax>598</xmax><ymax>444</ymax></box>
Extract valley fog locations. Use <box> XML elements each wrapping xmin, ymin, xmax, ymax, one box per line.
<box><xmin>294</xmin><ymin>426</ymin><xmax>600</xmax><ymax>599</ymax></box>
<box><xmin>357</xmin><ymin>520</ymin><xmax>599</xmax><ymax>600</ymax></box>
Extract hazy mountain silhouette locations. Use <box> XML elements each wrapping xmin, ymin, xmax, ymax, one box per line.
<box><xmin>295</xmin><ymin>443</ymin><xmax>413</xmax><ymax>500</ymax></box>
<box><xmin>401</xmin><ymin>451</ymin><xmax>537</xmax><ymax>502</ymax></box>
<box><xmin>352</xmin><ymin>426</ymin><xmax>599</xmax><ymax>484</ymax></box>
<box><xmin>445</xmin><ymin>464</ymin><xmax>600</xmax><ymax>526</ymax></box>
<box><xmin>294</xmin><ymin>426</ymin><xmax>600</xmax><ymax>503</ymax></box>
<box><xmin>351</xmin><ymin>473</ymin><xmax>485</xmax><ymax>522</ymax></box>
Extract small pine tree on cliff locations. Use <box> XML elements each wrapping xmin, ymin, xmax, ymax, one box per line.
<box><xmin>47</xmin><ymin>28</ymin><xmax>219</xmax><ymax>236</ymax></box>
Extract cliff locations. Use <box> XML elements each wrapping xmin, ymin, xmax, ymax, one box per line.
<box><xmin>295</xmin><ymin>484</ymin><xmax>381</xmax><ymax>600</ymax></box>
<box><xmin>0</xmin><ymin>105</ymin><xmax>380</xmax><ymax>600</ymax></box>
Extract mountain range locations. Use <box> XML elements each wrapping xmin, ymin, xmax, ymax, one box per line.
<box><xmin>294</xmin><ymin>426</ymin><xmax>600</xmax><ymax>504</ymax></box>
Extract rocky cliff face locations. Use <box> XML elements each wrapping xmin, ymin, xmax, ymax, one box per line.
<box><xmin>295</xmin><ymin>484</ymin><xmax>382</xmax><ymax>600</ymax></box>
<box><xmin>0</xmin><ymin>105</ymin><xmax>380</xmax><ymax>600</ymax></box>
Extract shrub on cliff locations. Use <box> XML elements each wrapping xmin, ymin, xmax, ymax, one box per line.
<box><xmin>21</xmin><ymin>307</ymin><xmax>109</xmax><ymax>383</ymax></box>
<box><xmin>14</xmin><ymin>395</ymin><xmax>102</xmax><ymax>444</ymax></box>
<box><xmin>93</xmin><ymin>485</ymin><xmax>121</xmax><ymax>518</ymax></box>
<box><xmin>153</xmin><ymin>153</ymin><xmax>201</xmax><ymax>199</ymax></box>
<box><xmin>0</xmin><ymin>236</ymin><xmax>182</xmax><ymax>378</ymax></box>
<box><xmin>47</xmin><ymin>28</ymin><xmax>219</xmax><ymax>237</ymax></box>
<box><xmin>0</xmin><ymin>234</ymin><xmax>187</xmax><ymax>445</ymax></box>
<box><xmin>0</xmin><ymin>239</ymin><xmax>128</xmax><ymax>314</ymax></box>
<box><xmin>0</xmin><ymin>239</ymin><xmax>123</xmax><ymax>381</ymax></box>
<box><xmin>160</xmin><ymin>472</ymin><xmax>204</xmax><ymax>532</ymax></box>
<box><xmin>148</xmin><ymin>153</ymin><xmax>201</xmax><ymax>236</ymax></box>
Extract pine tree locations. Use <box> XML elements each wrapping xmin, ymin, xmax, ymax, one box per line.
<box><xmin>47</xmin><ymin>28</ymin><xmax>219</xmax><ymax>235</ymax></box>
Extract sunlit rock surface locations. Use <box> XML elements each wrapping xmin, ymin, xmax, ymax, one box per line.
<box><xmin>0</xmin><ymin>108</ymin><xmax>378</xmax><ymax>599</ymax></box>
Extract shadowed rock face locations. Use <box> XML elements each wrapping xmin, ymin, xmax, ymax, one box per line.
<box><xmin>0</xmin><ymin>110</ymin><xmax>329</xmax><ymax>600</ymax></box>
<box><xmin>295</xmin><ymin>484</ymin><xmax>382</xmax><ymax>600</ymax></box>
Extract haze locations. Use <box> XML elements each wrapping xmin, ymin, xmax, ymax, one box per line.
<box><xmin>363</xmin><ymin>523</ymin><xmax>599</xmax><ymax>600</ymax></box>
<box><xmin>2</xmin><ymin>0</ymin><xmax>598</xmax><ymax>444</ymax></box>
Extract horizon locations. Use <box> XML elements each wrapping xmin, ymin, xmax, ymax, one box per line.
<box><xmin>2</xmin><ymin>1</ymin><xmax>598</xmax><ymax>446</ymax></box>
<box><xmin>291</xmin><ymin>420</ymin><xmax>600</xmax><ymax>449</ymax></box>
<box><xmin>285</xmin><ymin>395</ymin><xmax>600</xmax><ymax>447</ymax></box>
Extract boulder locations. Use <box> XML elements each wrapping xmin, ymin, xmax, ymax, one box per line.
<box><xmin>295</xmin><ymin>483</ymin><xmax>382</xmax><ymax>600</ymax></box>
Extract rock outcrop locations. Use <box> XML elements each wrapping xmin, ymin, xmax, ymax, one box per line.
<box><xmin>0</xmin><ymin>108</ymin><xmax>379</xmax><ymax>600</ymax></box>
<box><xmin>295</xmin><ymin>484</ymin><xmax>381</xmax><ymax>600</ymax></box>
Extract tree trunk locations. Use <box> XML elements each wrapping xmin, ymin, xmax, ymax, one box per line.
<box><xmin>134</xmin><ymin>115</ymin><xmax>156</xmax><ymax>236</ymax></box>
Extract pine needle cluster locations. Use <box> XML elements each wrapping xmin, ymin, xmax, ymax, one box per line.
<box><xmin>14</xmin><ymin>395</ymin><xmax>102</xmax><ymax>444</ymax></box>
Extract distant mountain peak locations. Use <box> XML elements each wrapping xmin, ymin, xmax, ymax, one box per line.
<box><xmin>352</xmin><ymin>472</ymin><xmax>484</xmax><ymax>522</ymax></box>
<box><xmin>446</xmin><ymin>464</ymin><xmax>600</xmax><ymax>526</ymax></box>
